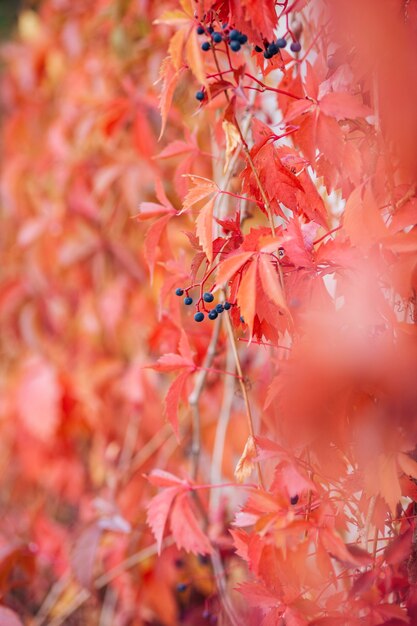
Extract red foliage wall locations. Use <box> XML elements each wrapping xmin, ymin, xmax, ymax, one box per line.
<box><xmin>1</xmin><ymin>1</ymin><xmax>417</xmax><ymax>624</ymax></box>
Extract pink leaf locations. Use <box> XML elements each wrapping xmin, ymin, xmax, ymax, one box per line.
<box><xmin>170</xmin><ymin>492</ymin><xmax>212</xmax><ymax>555</ymax></box>
<box><xmin>0</xmin><ymin>607</ymin><xmax>24</xmax><ymax>626</ymax></box>
<box><xmin>147</xmin><ymin>486</ymin><xmax>181</xmax><ymax>554</ymax></box>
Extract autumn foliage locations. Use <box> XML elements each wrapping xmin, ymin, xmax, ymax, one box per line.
<box><xmin>1</xmin><ymin>0</ymin><xmax>417</xmax><ymax>624</ymax></box>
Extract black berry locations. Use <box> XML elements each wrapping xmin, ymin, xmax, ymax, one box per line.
<box><xmin>255</xmin><ymin>45</ymin><xmax>263</xmax><ymax>52</ymax></box>
<box><xmin>290</xmin><ymin>41</ymin><xmax>301</xmax><ymax>52</ymax></box>
<box><xmin>207</xmin><ymin>25</ymin><xmax>214</xmax><ymax>34</ymax></box>
<box><xmin>208</xmin><ymin>309</ymin><xmax>218</xmax><ymax>320</ymax></box>
<box><xmin>230</xmin><ymin>40</ymin><xmax>241</xmax><ymax>52</ymax></box>
<box><xmin>290</xmin><ymin>494</ymin><xmax>299</xmax><ymax>505</ymax></box>
<box><xmin>195</xmin><ymin>90</ymin><xmax>205</xmax><ymax>101</ymax></box>
<box><xmin>201</xmin><ymin>41</ymin><xmax>211</xmax><ymax>51</ymax></box>
<box><xmin>177</xmin><ymin>583</ymin><xmax>188</xmax><ymax>592</ymax></box>
<box><xmin>184</xmin><ymin>296</ymin><xmax>193</xmax><ymax>305</ymax></box>
<box><xmin>203</xmin><ymin>292</ymin><xmax>214</xmax><ymax>303</ymax></box>
<box><xmin>224</xmin><ymin>301</ymin><xmax>231</xmax><ymax>310</ymax></box>
<box><xmin>238</xmin><ymin>33</ymin><xmax>248</xmax><ymax>44</ymax></box>
<box><xmin>194</xmin><ymin>312</ymin><xmax>204</xmax><ymax>322</ymax></box>
<box><xmin>175</xmin><ymin>288</ymin><xmax>184</xmax><ymax>296</ymax></box>
<box><xmin>263</xmin><ymin>50</ymin><xmax>273</xmax><ymax>59</ymax></box>
<box><xmin>215</xmin><ymin>303</ymin><xmax>224</xmax><ymax>313</ymax></box>
<box><xmin>212</xmin><ymin>32</ymin><xmax>223</xmax><ymax>43</ymax></box>
<box><xmin>197</xmin><ymin>25</ymin><xmax>205</xmax><ymax>35</ymax></box>
<box><xmin>276</xmin><ymin>37</ymin><xmax>287</xmax><ymax>48</ymax></box>
<box><xmin>229</xmin><ymin>29</ymin><xmax>240</xmax><ymax>40</ymax></box>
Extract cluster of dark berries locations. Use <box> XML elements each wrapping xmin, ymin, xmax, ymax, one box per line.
<box><xmin>196</xmin><ymin>22</ymin><xmax>247</xmax><ymax>54</ymax></box>
<box><xmin>175</xmin><ymin>287</ymin><xmax>232</xmax><ymax>322</ymax></box>
<box><xmin>255</xmin><ymin>38</ymin><xmax>301</xmax><ymax>59</ymax></box>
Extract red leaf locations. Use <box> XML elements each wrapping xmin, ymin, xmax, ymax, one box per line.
<box><xmin>237</xmin><ymin>581</ymin><xmax>281</xmax><ymax>609</ymax></box>
<box><xmin>164</xmin><ymin>370</ymin><xmax>191</xmax><ymax>438</ymax></box>
<box><xmin>169</xmin><ymin>492</ymin><xmax>212</xmax><ymax>555</ymax></box>
<box><xmin>147</xmin><ymin>486</ymin><xmax>181</xmax><ymax>554</ymax></box>
<box><xmin>144</xmin><ymin>214</ymin><xmax>173</xmax><ymax>281</ymax></box>
<box><xmin>319</xmin><ymin>92</ymin><xmax>372</xmax><ymax>120</ymax></box>
<box><xmin>384</xmin><ymin>528</ymin><xmax>413</xmax><ymax>565</ymax></box>
<box><xmin>147</xmin><ymin>469</ymin><xmax>187</xmax><ymax>487</ymax></box>
<box><xmin>149</xmin><ymin>353</ymin><xmax>194</xmax><ymax>372</ymax></box>
<box><xmin>136</xmin><ymin>202</ymin><xmax>173</xmax><ymax>221</ymax></box>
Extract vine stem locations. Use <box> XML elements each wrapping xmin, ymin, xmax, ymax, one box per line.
<box><xmin>188</xmin><ymin>316</ymin><xmax>222</xmax><ymax>480</ymax></box>
<box><xmin>222</xmin><ymin>300</ymin><xmax>265</xmax><ymax>489</ymax></box>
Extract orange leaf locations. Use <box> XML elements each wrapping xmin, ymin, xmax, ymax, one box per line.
<box><xmin>215</xmin><ymin>250</ymin><xmax>253</xmax><ymax>289</ymax></box>
<box><xmin>235</xmin><ymin>435</ymin><xmax>257</xmax><ymax>482</ymax></box>
<box><xmin>183</xmin><ymin>175</ymin><xmax>217</xmax><ymax>209</ymax></box>
<box><xmin>398</xmin><ymin>452</ymin><xmax>417</xmax><ymax>480</ymax></box>
<box><xmin>185</xmin><ymin>29</ymin><xmax>206</xmax><ymax>86</ymax></box>
<box><xmin>237</xmin><ymin>258</ymin><xmax>258</xmax><ymax>335</ymax></box>
<box><xmin>196</xmin><ymin>196</ymin><xmax>214</xmax><ymax>263</ymax></box>
<box><xmin>258</xmin><ymin>253</ymin><xmax>288</xmax><ymax>312</ymax></box>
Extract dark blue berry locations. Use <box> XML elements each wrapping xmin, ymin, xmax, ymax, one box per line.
<box><xmin>263</xmin><ymin>50</ymin><xmax>273</xmax><ymax>59</ymax></box>
<box><xmin>201</xmin><ymin>41</ymin><xmax>211</xmax><ymax>51</ymax></box>
<box><xmin>267</xmin><ymin>42</ymin><xmax>278</xmax><ymax>56</ymax></box>
<box><xmin>208</xmin><ymin>309</ymin><xmax>218</xmax><ymax>320</ymax></box>
<box><xmin>255</xmin><ymin>45</ymin><xmax>263</xmax><ymax>52</ymax></box>
<box><xmin>177</xmin><ymin>583</ymin><xmax>188</xmax><ymax>592</ymax></box>
<box><xmin>238</xmin><ymin>33</ymin><xmax>248</xmax><ymax>44</ymax></box>
<box><xmin>215</xmin><ymin>304</ymin><xmax>224</xmax><ymax>313</ymax></box>
<box><xmin>290</xmin><ymin>41</ymin><xmax>301</xmax><ymax>52</ymax></box>
<box><xmin>198</xmin><ymin>554</ymin><xmax>210</xmax><ymax>565</ymax></box>
<box><xmin>184</xmin><ymin>296</ymin><xmax>193</xmax><ymax>305</ymax></box>
<box><xmin>290</xmin><ymin>494</ymin><xmax>299</xmax><ymax>505</ymax></box>
<box><xmin>230</xmin><ymin>40</ymin><xmax>241</xmax><ymax>52</ymax></box>
<box><xmin>194</xmin><ymin>312</ymin><xmax>204</xmax><ymax>322</ymax></box>
<box><xmin>203</xmin><ymin>292</ymin><xmax>214</xmax><ymax>303</ymax></box>
<box><xmin>195</xmin><ymin>90</ymin><xmax>205</xmax><ymax>101</ymax></box>
<box><xmin>175</xmin><ymin>288</ymin><xmax>184</xmax><ymax>296</ymax></box>
<box><xmin>224</xmin><ymin>301</ymin><xmax>231</xmax><ymax>310</ymax></box>
<box><xmin>229</xmin><ymin>29</ymin><xmax>240</xmax><ymax>40</ymax></box>
<box><xmin>276</xmin><ymin>37</ymin><xmax>287</xmax><ymax>48</ymax></box>
<box><xmin>212</xmin><ymin>32</ymin><xmax>223</xmax><ymax>43</ymax></box>
<box><xmin>197</xmin><ymin>25</ymin><xmax>205</xmax><ymax>35</ymax></box>
<box><xmin>207</xmin><ymin>26</ymin><xmax>214</xmax><ymax>34</ymax></box>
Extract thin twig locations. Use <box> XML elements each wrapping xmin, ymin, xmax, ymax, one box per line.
<box><xmin>210</xmin><ymin>344</ymin><xmax>236</xmax><ymax>512</ymax></box>
<box><xmin>188</xmin><ymin>317</ymin><xmax>222</xmax><ymax>480</ymax></box>
<box><xmin>222</xmin><ymin>303</ymin><xmax>265</xmax><ymax>489</ymax></box>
